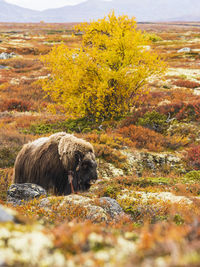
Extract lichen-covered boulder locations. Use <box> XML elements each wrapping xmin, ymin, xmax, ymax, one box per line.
<box><xmin>40</xmin><ymin>195</ymin><xmax>125</xmax><ymax>223</ymax></box>
<box><xmin>7</xmin><ymin>183</ymin><xmax>47</xmax><ymax>205</ymax></box>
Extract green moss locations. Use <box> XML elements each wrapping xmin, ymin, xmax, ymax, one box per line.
<box><xmin>184</xmin><ymin>171</ymin><xmax>200</xmax><ymax>181</ymax></box>
<box><xmin>146</xmin><ymin>177</ymin><xmax>171</xmax><ymax>185</ymax></box>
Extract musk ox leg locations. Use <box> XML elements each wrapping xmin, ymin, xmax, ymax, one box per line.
<box><xmin>68</xmin><ymin>172</ymin><xmax>75</xmax><ymax>194</ymax></box>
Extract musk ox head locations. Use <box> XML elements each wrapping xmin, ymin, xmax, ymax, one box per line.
<box><xmin>58</xmin><ymin>134</ymin><xmax>98</xmax><ymax>193</ymax></box>
<box><xmin>75</xmin><ymin>151</ymin><xmax>98</xmax><ymax>191</ymax></box>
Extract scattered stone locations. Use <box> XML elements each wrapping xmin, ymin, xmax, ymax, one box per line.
<box><xmin>0</xmin><ymin>205</ymin><xmax>16</xmax><ymax>222</ymax></box>
<box><xmin>99</xmin><ymin>197</ymin><xmax>125</xmax><ymax>219</ymax></box>
<box><xmin>177</xmin><ymin>47</ymin><xmax>191</xmax><ymax>53</ymax></box>
<box><xmin>158</xmin><ymin>99</ymin><xmax>171</xmax><ymax>106</ymax></box>
<box><xmin>0</xmin><ymin>52</ymin><xmax>16</xmax><ymax>59</ymax></box>
<box><xmin>7</xmin><ymin>183</ymin><xmax>47</xmax><ymax>205</ymax></box>
<box><xmin>0</xmin><ymin>65</ymin><xmax>7</xmax><ymax>69</ymax></box>
<box><xmin>193</xmin><ymin>87</ymin><xmax>200</xmax><ymax>96</ymax></box>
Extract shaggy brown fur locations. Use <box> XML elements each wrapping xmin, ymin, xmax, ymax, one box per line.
<box><xmin>13</xmin><ymin>132</ymin><xmax>98</xmax><ymax>195</ymax></box>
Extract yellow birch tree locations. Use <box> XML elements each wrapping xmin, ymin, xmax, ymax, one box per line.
<box><xmin>41</xmin><ymin>12</ymin><xmax>165</xmax><ymax>121</ymax></box>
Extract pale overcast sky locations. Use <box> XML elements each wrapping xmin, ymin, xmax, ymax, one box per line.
<box><xmin>5</xmin><ymin>0</ymin><xmax>88</xmax><ymax>10</ymax></box>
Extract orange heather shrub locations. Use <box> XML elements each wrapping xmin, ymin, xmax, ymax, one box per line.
<box><xmin>118</xmin><ymin>125</ymin><xmax>165</xmax><ymax>151</ymax></box>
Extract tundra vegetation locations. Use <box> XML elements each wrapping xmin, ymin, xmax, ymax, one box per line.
<box><xmin>0</xmin><ymin>17</ymin><xmax>200</xmax><ymax>266</ymax></box>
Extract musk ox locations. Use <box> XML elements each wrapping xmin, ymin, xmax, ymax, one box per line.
<box><xmin>13</xmin><ymin>132</ymin><xmax>98</xmax><ymax>195</ymax></box>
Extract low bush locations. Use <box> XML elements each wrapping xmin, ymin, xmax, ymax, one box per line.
<box><xmin>186</xmin><ymin>145</ymin><xmax>200</xmax><ymax>170</ymax></box>
<box><xmin>29</xmin><ymin>117</ymin><xmax>96</xmax><ymax>135</ymax></box>
<box><xmin>137</xmin><ymin>110</ymin><xmax>168</xmax><ymax>133</ymax></box>
<box><xmin>156</xmin><ymin>100</ymin><xmax>200</xmax><ymax>122</ymax></box>
<box><xmin>173</xmin><ymin>79</ymin><xmax>200</xmax><ymax>89</ymax></box>
<box><xmin>0</xmin><ymin>168</ymin><xmax>13</xmax><ymax>201</ymax></box>
<box><xmin>0</xmin><ymin>147</ymin><xmax>20</xmax><ymax>168</ymax></box>
<box><xmin>118</xmin><ymin>125</ymin><xmax>165</xmax><ymax>152</ymax></box>
<box><xmin>85</xmin><ymin>132</ymin><xmax>132</xmax><ymax>149</ymax></box>
<box><xmin>94</xmin><ymin>144</ymin><xmax>127</xmax><ymax>169</ymax></box>
<box><xmin>1</xmin><ymin>98</ymin><xmax>32</xmax><ymax>112</ymax></box>
<box><xmin>119</xmin><ymin>108</ymin><xmax>149</xmax><ymax>128</ymax></box>
<box><xmin>184</xmin><ymin>171</ymin><xmax>200</xmax><ymax>181</ymax></box>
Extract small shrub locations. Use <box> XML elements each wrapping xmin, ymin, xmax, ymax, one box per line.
<box><xmin>175</xmin><ymin>101</ymin><xmax>200</xmax><ymax>122</ymax></box>
<box><xmin>0</xmin><ymin>147</ymin><xmax>20</xmax><ymax>168</ymax></box>
<box><xmin>118</xmin><ymin>125</ymin><xmax>165</xmax><ymax>152</ymax></box>
<box><xmin>157</xmin><ymin>101</ymin><xmax>200</xmax><ymax>122</ymax></box>
<box><xmin>144</xmin><ymin>33</ymin><xmax>163</xmax><ymax>42</ymax></box>
<box><xmin>173</xmin><ymin>79</ymin><xmax>200</xmax><ymax>89</ymax></box>
<box><xmin>85</xmin><ymin>132</ymin><xmax>132</xmax><ymax>149</ymax></box>
<box><xmin>165</xmin><ymin>134</ymin><xmax>190</xmax><ymax>150</ymax></box>
<box><xmin>119</xmin><ymin>107</ymin><xmax>150</xmax><ymax>128</ymax></box>
<box><xmin>186</xmin><ymin>145</ymin><xmax>200</xmax><ymax>170</ymax></box>
<box><xmin>184</xmin><ymin>171</ymin><xmax>200</xmax><ymax>181</ymax></box>
<box><xmin>137</xmin><ymin>110</ymin><xmax>168</xmax><ymax>133</ymax></box>
<box><xmin>167</xmin><ymin>123</ymin><xmax>198</xmax><ymax>141</ymax></box>
<box><xmin>94</xmin><ymin>144</ymin><xmax>127</xmax><ymax>169</ymax></box>
<box><xmin>1</xmin><ymin>98</ymin><xmax>32</xmax><ymax>112</ymax></box>
<box><xmin>0</xmin><ymin>169</ymin><xmax>13</xmax><ymax>201</ymax></box>
<box><xmin>29</xmin><ymin>117</ymin><xmax>96</xmax><ymax>135</ymax></box>
<box><xmin>103</xmin><ymin>185</ymin><xmax>118</xmax><ymax>199</ymax></box>
<box><xmin>173</xmin><ymin>214</ymin><xmax>184</xmax><ymax>225</ymax></box>
<box><xmin>156</xmin><ymin>102</ymin><xmax>183</xmax><ymax>117</ymax></box>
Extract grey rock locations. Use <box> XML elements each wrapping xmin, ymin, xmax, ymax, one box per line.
<box><xmin>0</xmin><ymin>64</ymin><xmax>7</xmax><ymax>69</ymax></box>
<box><xmin>0</xmin><ymin>205</ymin><xmax>15</xmax><ymax>222</ymax></box>
<box><xmin>99</xmin><ymin>197</ymin><xmax>124</xmax><ymax>219</ymax></box>
<box><xmin>178</xmin><ymin>47</ymin><xmax>191</xmax><ymax>53</ymax></box>
<box><xmin>7</xmin><ymin>183</ymin><xmax>47</xmax><ymax>205</ymax></box>
<box><xmin>0</xmin><ymin>52</ymin><xmax>16</xmax><ymax>59</ymax></box>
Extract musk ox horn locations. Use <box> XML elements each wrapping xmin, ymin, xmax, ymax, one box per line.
<box><xmin>13</xmin><ymin>132</ymin><xmax>98</xmax><ymax>195</ymax></box>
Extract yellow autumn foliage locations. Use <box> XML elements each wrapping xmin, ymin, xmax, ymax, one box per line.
<box><xmin>41</xmin><ymin>12</ymin><xmax>165</xmax><ymax>121</ymax></box>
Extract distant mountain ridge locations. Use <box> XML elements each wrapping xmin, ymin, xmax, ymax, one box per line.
<box><xmin>0</xmin><ymin>0</ymin><xmax>200</xmax><ymax>22</ymax></box>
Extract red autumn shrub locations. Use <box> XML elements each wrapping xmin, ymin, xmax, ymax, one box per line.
<box><xmin>173</xmin><ymin>79</ymin><xmax>200</xmax><ymax>89</ymax></box>
<box><xmin>175</xmin><ymin>101</ymin><xmax>200</xmax><ymax>121</ymax></box>
<box><xmin>1</xmin><ymin>98</ymin><xmax>32</xmax><ymax>112</ymax></box>
<box><xmin>118</xmin><ymin>125</ymin><xmax>165</xmax><ymax>152</ymax></box>
<box><xmin>156</xmin><ymin>102</ymin><xmax>183</xmax><ymax>117</ymax></box>
<box><xmin>156</xmin><ymin>100</ymin><xmax>200</xmax><ymax>122</ymax></box>
<box><xmin>186</xmin><ymin>145</ymin><xmax>200</xmax><ymax>170</ymax></box>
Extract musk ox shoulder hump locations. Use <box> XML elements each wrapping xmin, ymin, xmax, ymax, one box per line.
<box><xmin>58</xmin><ymin>134</ymin><xmax>94</xmax><ymax>159</ymax></box>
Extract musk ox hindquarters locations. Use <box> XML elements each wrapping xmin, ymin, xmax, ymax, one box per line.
<box><xmin>13</xmin><ymin>132</ymin><xmax>98</xmax><ymax>195</ymax></box>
